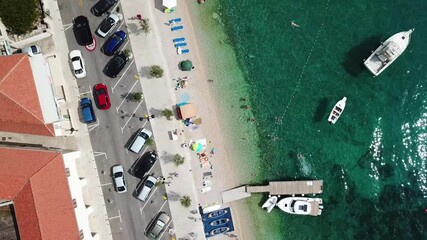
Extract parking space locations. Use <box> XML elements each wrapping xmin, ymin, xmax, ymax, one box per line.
<box><xmin>56</xmin><ymin>0</ymin><xmax>173</xmax><ymax>239</ymax></box>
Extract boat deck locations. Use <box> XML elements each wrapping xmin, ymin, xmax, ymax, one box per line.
<box><xmin>364</xmin><ymin>54</ymin><xmax>384</xmax><ymax>75</ymax></box>
<box><xmin>309</xmin><ymin>200</ymin><xmax>322</xmax><ymax>216</ymax></box>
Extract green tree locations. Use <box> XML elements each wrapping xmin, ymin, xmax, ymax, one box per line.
<box><xmin>162</xmin><ymin>109</ymin><xmax>174</xmax><ymax>120</ymax></box>
<box><xmin>139</xmin><ymin>18</ymin><xmax>151</xmax><ymax>35</ymax></box>
<box><xmin>0</xmin><ymin>0</ymin><xmax>40</xmax><ymax>35</ymax></box>
<box><xmin>173</xmin><ymin>154</ymin><xmax>185</xmax><ymax>166</ymax></box>
<box><xmin>150</xmin><ymin>65</ymin><xmax>164</xmax><ymax>78</ymax></box>
<box><xmin>128</xmin><ymin>92</ymin><xmax>143</xmax><ymax>102</ymax></box>
<box><xmin>145</xmin><ymin>137</ymin><xmax>154</xmax><ymax>146</ymax></box>
<box><xmin>180</xmin><ymin>195</ymin><xmax>191</xmax><ymax>208</ymax></box>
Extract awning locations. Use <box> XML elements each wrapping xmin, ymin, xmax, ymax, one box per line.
<box><xmin>163</xmin><ymin>0</ymin><xmax>177</xmax><ymax>9</ymax></box>
<box><xmin>178</xmin><ymin>103</ymin><xmax>196</xmax><ymax>119</ymax></box>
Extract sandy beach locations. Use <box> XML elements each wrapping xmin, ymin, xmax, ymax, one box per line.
<box><xmin>123</xmin><ymin>0</ymin><xmax>257</xmax><ymax>239</ymax></box>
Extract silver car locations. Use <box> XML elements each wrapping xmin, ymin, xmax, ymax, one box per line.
<box><xmin>145</xmin><ymin>212</ymin><xmax>170</xmax><ymax>239</ymax></box>
<box><xmin>112</xmin><ymin>164</ymin><xmax>127</xmax><ymax>193</ymax></box>
<box><xmin>96</xmin><ymin>13</ymin><xmax>121</xmax><ymax>38</ymax></box>
<box><xmin>21</xmin><ymin>45</ymin><xmax>41</xmax><ymax>56</ymax></box>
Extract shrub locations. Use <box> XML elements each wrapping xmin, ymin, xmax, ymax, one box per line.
<box><xmin>0</xmin><ymin>0</ymin><xmax>40</xmax><ymax>35</ymax></box>
<box><xmin>150</xmin><ymin>65</ymin><xmax>164</xmax><ymax>78</ymax></box>
<box><xmin>139</xmin><ymin>18</ymin><xmax>151</xmax><ymax>34</ymax></box>
<box><xmin>128</xmin><ymin>92</ymin><xmax>143</xmax><ymax>102</ymax></box>
<box><xmin>173</xmin><ymin>154</ymin><xmax>185</xmax><ymax>166</ymax></box>
<box><xmin>180</xmin><ymin>195</ymin><xmax>191</xmax><ymax>207</ymax></box>
<box><xmin>123</xmin><ymin>48</ymin><xmax>132</xmax><ymax>58</ymax></box>
<box><xmin>162</xmin><ymin>109</ymin><xmax>174</xmax><ymax>120</ymax></box>
<box><xmin>145</xmin><ymin>137</ymin><xmax>154</xmax><ymax>146</ymax></box>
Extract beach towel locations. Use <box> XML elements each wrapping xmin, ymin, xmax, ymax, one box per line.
<box><xmin>173</xmin><ymin>37</ymin><xmax>186</xmax><ymax>43</ymax></box>
<box><xmin>181</xmin><ymin>49</ymin><xmax>190</xmax><ymax>54</ymax></box>
<box><xmin>171</xmin><ymin>25</ymin><xmax>184</xmax><ymax>32</ymax></box>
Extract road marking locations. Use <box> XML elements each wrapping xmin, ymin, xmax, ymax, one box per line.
<box><xmin>122</xmin><ymin>40</ymin><xmax>130</xmax><ymax>52</ymax></box>
<box><xmin>118</xmin><ymin>210</ymin><xmax>122</xmax><ymax>223</ymax></box>
<box><xmin>115</xmin><ymin>80</ymin><xmax>139</xmax><ymax>112</ymax></box>
<box><xmin>79</xmin><ymin>88</ymin><xmax>92</xmax><ymax>97</ymax></box>
<box><xmin>117</xmin><ymin>21</ymin><xmax>125</xmax><ymax>30</ymax></box>
<box><xmin>111</xmin><ymin>59</ymin><xmax>135</xmax><ymax>92</ymax></box>
<box><xmin>158</xmin><ymin>216</ymin><xmax>172</xmax><ymax>240</ymax></box>
<box><xmin>108</xmin><ymin>210</ymin><xmax>122</xmax><ymax>223</ymax></box>
<box><xmin>88</xmin><ymin>120</ymin><xmax>99</xmax><ymax>131</ymax></box>
<box><xmin>101</xmin><ymin>182</ymin><xmax>113</xmax><ymax>187</ymax></box>
<box><xmin>158</xmin><ymin>199</ymin><xmax>168</xmax><ymax>213</ymax></box>
<box><xmin>94</xmin><ymin>152</ymin><xmax>108</xmax><ymax>159</ymax></box>
<box><xmin>63</xmin><ymin>23</ymin><xmax>73</xmax><ymax>31</ymax></box>
<box><xmin>120</xmin><ymin>99</ymin><xmax>144</xmax><ymax>133</ymax></box>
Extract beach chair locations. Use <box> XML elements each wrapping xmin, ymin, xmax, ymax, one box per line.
<box><xmin>175</xmin><ymin>42</ymin><xmax>187</xmax><ymax>48</ymax></box>
<box><xmin>169</xmin><ymin>18</ymin><xmax>182</xmax><ymax>25</ymax></box>
<box><xmin>181</xmin><ymin>49</ymin><xmax>190</xmax><ymax>54</ymax></box>
<box><xmin>173</xmin><ymin>37</ymin><xmax>186</xmax><ymax>43</ymax></box>
<box><xmin>171</xmin><ymin>25</ymin><xmax>184</xmax><ymax>32</ymax></box>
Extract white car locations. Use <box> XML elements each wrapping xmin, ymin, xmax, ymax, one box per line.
<box><xmin>21</xmin><ymin>45</ymin><xmax>41</xmax><ymax>56</ymax></box>
<box><xmin>112</xmin><ymin>164</ymin><xmax>127</xmax><ymax>193</ymax></box>
<box><xmin>96</xmin><ymin>13</ymin><xmax>121</xmax><ymax>38</ymax></box>
<box><xmin>69</xmin><ymin>50</ymin><xmax>86</xmax><ymax>78</ymax></box>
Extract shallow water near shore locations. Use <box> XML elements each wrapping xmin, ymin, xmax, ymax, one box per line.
<box><xmin>189</xmin><ymin>0</ymin><xmax>427</xmax><ymax>239</ymax></box>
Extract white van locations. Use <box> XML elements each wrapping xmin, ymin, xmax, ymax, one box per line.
<box><xmin>136</xmin><ymin>176</ymin><xmax>157</xmax><ymax>202</ymax></box>
<box><xmin>128</xmin><ymin>128</ymin><xmax>152</xmax><ymax>153</ymax></box>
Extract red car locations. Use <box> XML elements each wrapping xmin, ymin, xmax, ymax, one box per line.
<box><xmin>94</xmin><ymin>83</ymin><xmax>111</xmax><ymax>110</ymax></box>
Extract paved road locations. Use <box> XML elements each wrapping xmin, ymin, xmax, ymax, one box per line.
<box><xmin>57</xmin><ymin>0</ymin><xmax>173</xmax><ymax>239</ymax></box>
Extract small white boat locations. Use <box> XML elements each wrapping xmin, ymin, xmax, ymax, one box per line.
<box><xmin>364</xmin><ymin>29</ymin><xmax>414</xmax><ymax>76</ymax></box>
<box><xmin>276</xmin><ymin>197</ymin><xmax>323</xmax><ymax>216</ymax></box>
<box><xmin>261</xmin><ymin>196</ymin><xmax>278</xmax><ymax>213</ymax></box>
<box><xmin>328</xmin><ymin>97</ymin><xmax>347</xmax><ymax>124</ymax></box>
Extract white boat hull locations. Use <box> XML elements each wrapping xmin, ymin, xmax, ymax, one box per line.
<box><xmin>276</xmin><ymin>197</ymin><xmax>323</xmax><ymax>216</ymax></box>
<box><xmin>364</xmin><ymin>29</ymin><xmax>414</xmax><ymax>76</ymax></box>
<box><xmin>261</xmin><ymin>196</ymin><xmax>278</xmax><ymax>213</ymax></box>
<box><xmin>328</xmin><ymin>97</ymin><xmax>347</xmax><ymax>124</ymax></box>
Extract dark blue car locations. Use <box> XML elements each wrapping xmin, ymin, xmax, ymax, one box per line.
<box><xmin>102</xmin><ymin>30</ymin><xmax>127</xmax><ymax>56</ymax></box>
<box><xmin>81</xmin><ymin>98</ymin><xmax>96</xmax><ymax>123</ymax></box>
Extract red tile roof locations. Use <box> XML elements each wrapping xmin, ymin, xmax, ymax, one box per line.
<box><xmin>0</xmin><ymin>54</ymin><xmax>54</xmax><ymax>136</ymax></box>
<box><xmin>0</xmin><ymin>147</ymin><xmax>79</xmax><ymax>240</ymax></box>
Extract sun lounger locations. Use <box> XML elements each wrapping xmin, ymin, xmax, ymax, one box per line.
<box><xmin>181</xmin><ymin>49</ymin><xmax>190</xmax><ymax>54</ymax></box>
<box><xmin>173</xmin><ymin>37</ymin><xmax>186</xmax><ymax>43</ymax></box>
<box><xmin>171</xmin><ymin>25</ymin><xmax>184</xmax><ymax>32</ymax></box>
<box><xmin>169</xmin><ymin>18</ymin><xmax>182</xmax><ymax>25</ymax></box>
<box><xmin>175</xmin><ymin>42</ymin><xmax>187</xmax><ymax>48</ymax></box>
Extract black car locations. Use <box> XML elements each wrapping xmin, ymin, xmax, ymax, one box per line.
<box><xmin>133</xmin><ymin>151</ymin><xmax>158</xmax><ymax>178</ymax></box>
<box><xmin>103</xmin><ymin>52</ymin><xmax>129</xmax><ymax>78</ymax></box>
<box><xmin>90</xmin><ymin>0</ymin><xmax>118</xmax><ymax>17</ymax></box>
<box><xmin>73</xmin><ymin>16</ymin><xmax>93</xmax><ymax>46</ymax></box>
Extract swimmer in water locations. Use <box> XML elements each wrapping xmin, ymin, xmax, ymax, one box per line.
<box><xmin>291</xmin><ymin>21</ymin><xmax>300</xmax><ymax>28</ymax></box>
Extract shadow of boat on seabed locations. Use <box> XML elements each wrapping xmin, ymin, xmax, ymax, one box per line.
<box><xmin>342</xmin><ymin>36</ymin><xmax>382</xmax><ymax>77</ymax></box>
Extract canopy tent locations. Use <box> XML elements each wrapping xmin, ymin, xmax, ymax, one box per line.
<box><xmin>177</xmin><ymin>103</ymin><xmax>197</xmax><ymax>119</ymax></box>
<box><xmin>180</xmin><ymin>60</ymin><xmax>193</xmax><ymax>71</ymax></box>
<box><xmin>163</xmin><ymin>0</ymin><xmax>177</xmax><ymax>9</ymax></box>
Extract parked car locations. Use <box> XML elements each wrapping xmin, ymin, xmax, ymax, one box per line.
<box><xmin>96</xmin><ymin>13</ymin><xmax>121</xmax><ymax>38</ymax></box>
<box><xmin>136</xmin><ymin>176</ymin><xmax>157</xmax><ymax>202</ymax></box>
<box><xmin>90</xmin><ymin>0</ymin><xmax>118</xmax><ymax>17</ymax></box>
<box><xmin>112</xmin><ymin>164</ymin><xmax>127</xmax><ymax>193</ymax></box>
<box><xmin>128</xmin><ymin>128</ymin><xmax>152</xmax><ymax>153</ymax></box>
<box><xmin>102</xmin><ymin>30</ymin><xmax>127</xmax><ymax>56</ymax></box>
<box><xmin>69</xmin><ymin>50</ymin><xmax>86</xmax><ymax>78</ymax></box>
<box><xmin>21</xmin><ymin>45</ymin><xmax>41</xmax><ymax>56</ymax></box>
<box><xmin>80</xmin><ymin>98</ymin><xmax>96</xmax><ymax>123</ymax></box>
<box><xmin>73</xmin><ymin>16</ymin><xmax>93</xmax><ymax>46</ymax></box>
<box><xmin>103</xmin><ymin>52</ymin><xmax>129</xmax><ymax>78</ymax></box>
<box><xmin>145</xmin><ymin>212</ymin><xmax>170</xmax><ymax>239</ymax></box>
<box><xmin>94</xmin><ymin>83</ymin><xmax>111</xmax><ymax>110</ymax></box>
<box><xmin>133</xmin><ymin>151</ymin><xmax>158</xmax><ymax>178</ymax></box>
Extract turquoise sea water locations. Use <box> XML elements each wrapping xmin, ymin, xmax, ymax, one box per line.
<box><xmin>190</xmin><ymin>0</ymin><xmax>427</xmax><ymax>239</ymax></box>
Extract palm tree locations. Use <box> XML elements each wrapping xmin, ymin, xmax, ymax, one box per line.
<box><xmin>139</xmin><ymin>18</ymin><xmax>151</xmax><ymax>35</ymax></box>
<box><xmin>180</xmin><ymin>195</ymin><xmax>191</xmax><ymax>207</ymax></box>
<box><xmin>173</xmin><ymin>154</ymin><xmax>185</xmax><ymax>166</ymax></box>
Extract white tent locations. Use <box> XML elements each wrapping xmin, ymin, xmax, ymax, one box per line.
<box><xmin>162</xmin><ymin>0</ymin><xmax>177</xmax><ymax>9</ymax></box>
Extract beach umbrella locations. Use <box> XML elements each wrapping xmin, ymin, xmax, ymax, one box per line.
<box><xmin>163</xmin><ymin>0</ymin><xmax>177</xmax><ymax>9</ymax></box>
<box><xmin>192</xmin><ymin>143</ymin><xmax>203</xmax><ymax>152</ymax></box>
<box><xmin>180</xmin><ymin>60</ymin><xmax>193</xmax><ymax>71</ymax></box>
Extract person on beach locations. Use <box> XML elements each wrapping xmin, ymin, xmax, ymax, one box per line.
<box><xmin>291</xmin><ymin>21</ymin><xmax>300</xmax><ymax>28</ymax></box>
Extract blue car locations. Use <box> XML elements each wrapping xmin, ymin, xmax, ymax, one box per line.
<box><xmin>81</xmin><ymin>98</ymin><xmax>96</xmax><ymax>123</ymax></box>
<box><xmin>102</xmin><ymin>30</ymin><xmax>127</xmax><ymax>56</ymax></box>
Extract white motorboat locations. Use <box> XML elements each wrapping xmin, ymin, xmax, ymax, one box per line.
<box><xmin>276</xmin><ymin>197</ymin><xmax>323</xmax><ymax>216</ymax></box>
<box><xmin>261</xmin><ymin>196</ymin><xmax>278</xmax><ymax>213</ymax></box>
<box><xmin>328</xmin><ymin>97</ymin><xmax>347</xmax><ymax>124</ymax></box>
<box><xmin>364</xmin><ymin>29</ymin><xmax>414</xmax><ymax>76</ymax></box>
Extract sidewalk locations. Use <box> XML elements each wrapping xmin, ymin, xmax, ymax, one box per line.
<box><xmin>120</xmin><ymin>0</ymin><xmax>207</xmax><ymax>239</ymax></box>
